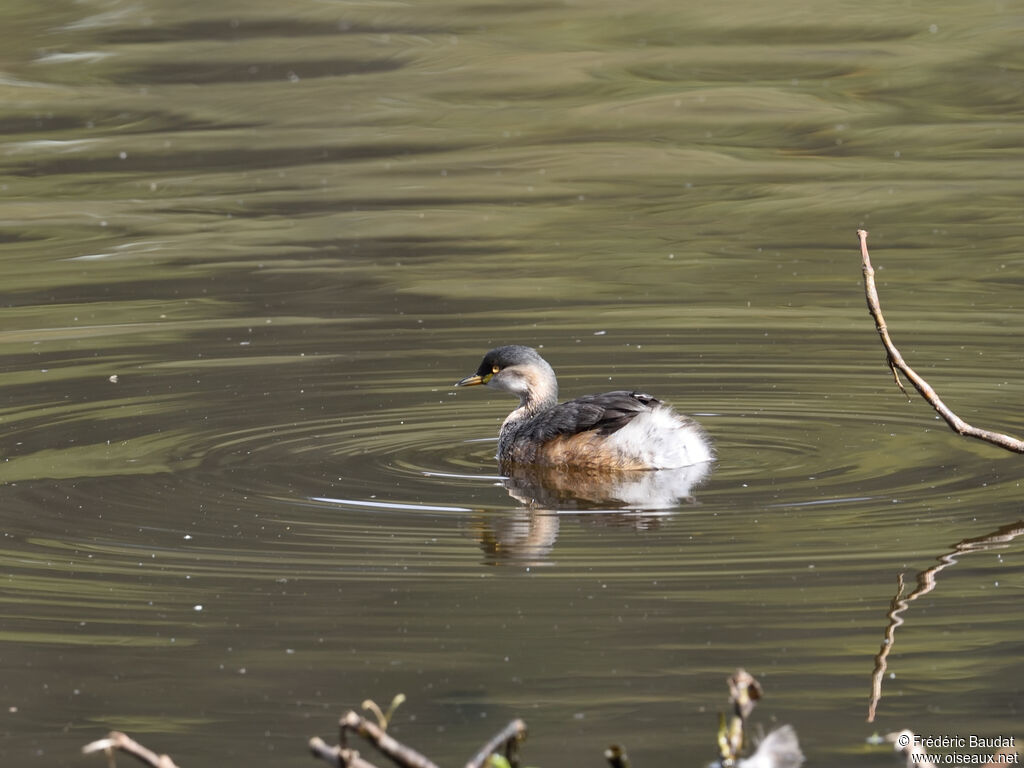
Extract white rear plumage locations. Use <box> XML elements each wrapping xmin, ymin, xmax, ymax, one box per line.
<box><xmin>602</xmin><ymin>405</ymin><xmax>713</xmax><ymax>469</ymax></box>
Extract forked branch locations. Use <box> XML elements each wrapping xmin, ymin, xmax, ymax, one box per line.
<box><xmin>857</xmin><ymin>229</ymin><xmax>1024</xmax><ymax>453</ymax></box>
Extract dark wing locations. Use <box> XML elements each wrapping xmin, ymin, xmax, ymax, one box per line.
<box><xmin>517</xmin><ymin>391</ymin><xmax>662</xmax><ymax>444</ymax></box>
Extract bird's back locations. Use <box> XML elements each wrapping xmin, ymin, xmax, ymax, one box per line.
<box><xmin>501</xmin><ymin>391</ymin><xmax>711</xmax><ymax>470</ymax></box>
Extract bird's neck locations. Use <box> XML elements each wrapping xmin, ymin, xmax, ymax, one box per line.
<box><xmin>499</xmin><ymin>396</ymin><xmax>547</xmax><ymax>437</ymax></box>
<box><xmin>518</xmin><ymin>387</ymin><xmax>557</xmax><ymax>415</ymax></box>
<box><xmin>516</xmin><ymin>368</ymin><xmax>558</xmax><ymax>414</ymax></box>
<box><xmin>497</xmin><ymin>378</ymin><xmax>558</xmax><ymax>459</ymax></box>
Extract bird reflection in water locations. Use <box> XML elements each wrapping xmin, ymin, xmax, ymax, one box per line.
<box><xmin>500</xmin><ymin>459</ymin><xmax>712</xmax><ymax>510</ymax></box>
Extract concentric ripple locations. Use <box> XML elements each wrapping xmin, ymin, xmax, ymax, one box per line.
<box><xmin>138</xmin><ymin>345</ymin><xmax>1024</xmax><ymax>522</ymax></box>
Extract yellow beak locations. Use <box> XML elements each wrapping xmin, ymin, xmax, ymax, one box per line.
<box><xmin>455</xmin><ymin>373</ymin><xmax>490</xmax><ymax>387</ymax></box>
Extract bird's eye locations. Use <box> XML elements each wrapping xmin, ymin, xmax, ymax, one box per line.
<box><xmin>491</xmin><ymin>364</ymin><xmax>500</xmax><ymax>374</ymax></box>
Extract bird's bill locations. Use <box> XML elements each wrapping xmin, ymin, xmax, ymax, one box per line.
<box><xmin>455</xmin><ymin>373</ymin><xmax>489</xmax><ymax>387</ymax></box>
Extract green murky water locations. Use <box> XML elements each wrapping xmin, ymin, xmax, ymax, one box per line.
<box><xmin>1</xmin><ymin>1</ymin><xmax>1022</xmax><ymax>766</ymax></box>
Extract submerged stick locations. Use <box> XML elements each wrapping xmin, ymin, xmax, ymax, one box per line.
<box><xmin>858</xmin><ymin>229</ymin><xmax>1024</xmax><ymax>453</ymax></box>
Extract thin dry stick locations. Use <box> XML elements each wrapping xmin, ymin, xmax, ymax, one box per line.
<box><xmin>340</xmin><ymin>711</ymin><xmax>440</xmax><ymax>768</ymax></box>
<box><xmin>464</xmin><ymin>719</ymin><xmax>527</xmax><ymax>768</ymax></box>
<box><xmin>858</xmin><ymin>229</ymin><xmax>1024</xmax><ymax>453</ymax></box>
<box><xmin>309</xmin><ymin>736</ymin><xmax>381</xmax><ymax>768</ymax></box>
<box><xmin>82</xmin><ymin>732</ymin><xmax>181</xmax><ymax>768</ymax></box>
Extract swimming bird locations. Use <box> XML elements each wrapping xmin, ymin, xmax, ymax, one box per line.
<box><xmin>455</xmin><ymin>345</ymin><xmax>712</xmax><ymax>470</ymax></box>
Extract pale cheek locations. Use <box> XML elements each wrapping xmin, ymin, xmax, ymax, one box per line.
<box><xmin>488</xmin><ymin>372</ymin><xmax>524</xmax><ymax>394</ymax></box>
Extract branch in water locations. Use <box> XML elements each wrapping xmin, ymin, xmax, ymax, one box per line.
<box><xmin>81</xmin><ymin>732</ymin><xmax>181</xmax><ymax>768</ymax></box>
<box><xmin>339</xmin><ymin>711</ymin><xmax>440</xmax><ymax>768</ymax></box>
<box><xmin>857</xmin><ymin>229</ymin><xmax>1024</xmax><ymax>453</ymax></box>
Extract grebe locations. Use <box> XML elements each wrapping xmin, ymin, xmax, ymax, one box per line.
<box><xmin>456</xmin><ymin>345</ymin><xmax>713</xmax><ymax>470</ymax></box>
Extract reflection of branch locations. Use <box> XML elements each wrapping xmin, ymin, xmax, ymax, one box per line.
<box><xmin>858</xmin><ymin>229</ymin><xmax>1024</xmax><ymax>453</ymax></box>
<box><xmin>867</xmin><ymin>573</ymin><xmax>906</xmax><ymax>723</ymax></box>
<box><xmin>867</xmin><ymin>520</ymin><xmax>1024</xmax><ymax>721</ymax></box>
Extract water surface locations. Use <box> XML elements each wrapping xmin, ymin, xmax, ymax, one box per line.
<box><xmin>1</xmin><ymin>1</ymin><xmax>1023</xmax><ymax>766</ymax></box>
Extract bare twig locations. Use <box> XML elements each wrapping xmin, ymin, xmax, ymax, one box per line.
<box><xmin>309</xmin><ymin>737</ymin><xmax>344</xmax><ymax>768</ymax></box>
<box><xmin>464</xmin><ymin>719</ymin><xmax>527</xmax><ymax>768</ymax></box>
<box><xmin>858</xmin><ymin>229</ymin><xmax>1024</xmax><ymax>452</ymax></box>
<box><xmin>313</xmin><ymin>707</ymin><xmax>527</xmax><ymax>768</ymax></box>
<box><xmin>82</xmin><ymin>732</ymin><xmax>181</xmax><ymax>768</ymax></box>
<box><xmin>309</xmin><ymin>736</ymin><xmax>381</xmax><ymax>768</ymax></box>
<box><xmin>341</xmin><ymin>711</ymin><xmax>440</xmax><ymax>768</ymax></box>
